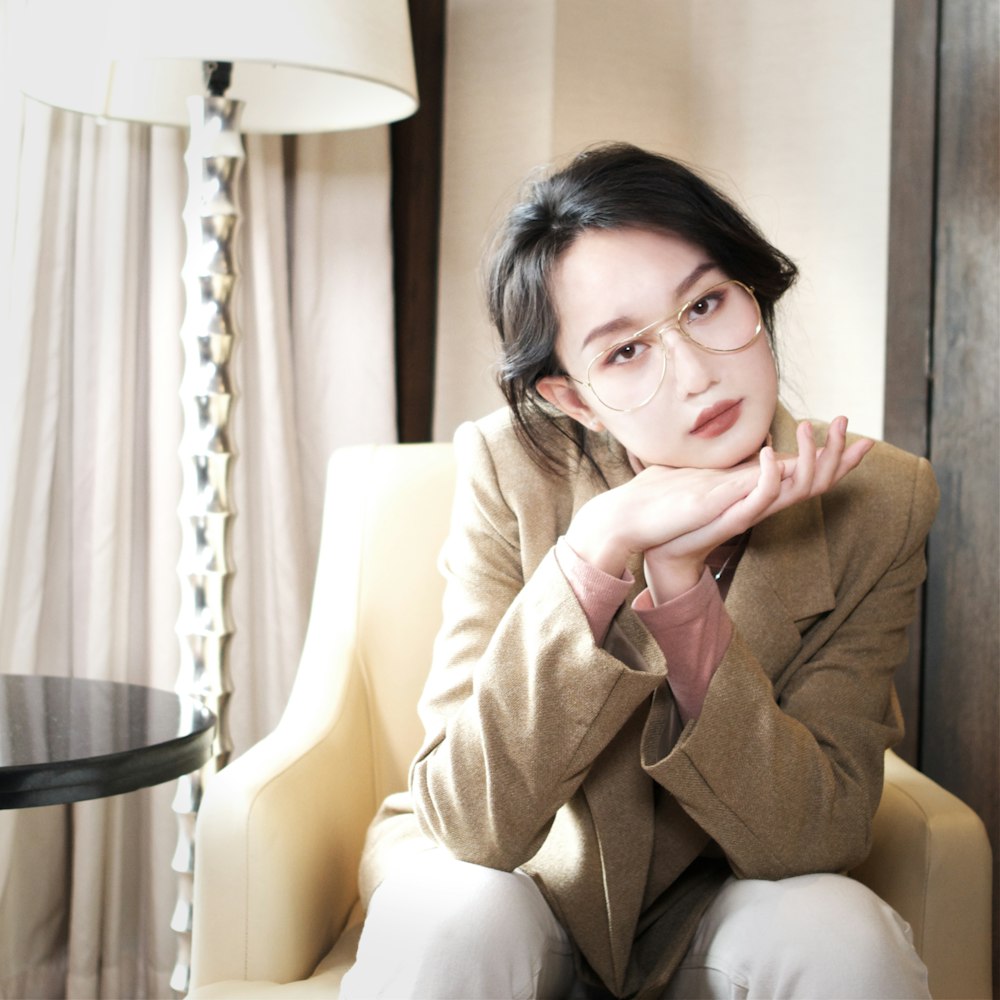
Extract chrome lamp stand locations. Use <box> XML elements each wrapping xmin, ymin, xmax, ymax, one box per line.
<box><xmin>170</xmin><ymin>80</ymin><xmax>243</xmax><ymax>995</ymax></box>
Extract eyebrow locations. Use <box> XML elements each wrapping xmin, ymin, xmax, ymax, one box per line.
<box><xmin>579</xmin><ymin>260</ymin><xmax>720</xmax><ymax>353</ymax></box>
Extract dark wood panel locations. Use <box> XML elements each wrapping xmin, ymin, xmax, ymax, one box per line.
<box><xmin>884</xmin><ymin>0</ymin><xmax>940</xmax><ymax>765</ymax></box>
<box><xmin>884</xmin><ymin>0</ymin><xmax>937</xmax><ymax>459</ymax></box>
<box><xmin>920</xmin><ymin>0</ymin><xmax>1000</xmax><ymax>990</ymax></box>
<box><xmin>391</xmin><ymin>0</ymin><xmax>446</xmax><ymax>443</ymax></box>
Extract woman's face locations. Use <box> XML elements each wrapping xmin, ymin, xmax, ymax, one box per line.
<box><xmin>537</xmin><ymin>227</ymin><xmax>779</xmax><ymax>469</ymax></box>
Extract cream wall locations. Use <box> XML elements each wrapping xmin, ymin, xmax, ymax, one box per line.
<box><xmin>433</xmin><ymin>0</ymin><xmax>893</xmax><ymax>442</ymax></box>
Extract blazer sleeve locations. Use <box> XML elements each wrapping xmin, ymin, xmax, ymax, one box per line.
<box><xmin>642</xmin><ymin>453</ymin><xmax>940</xmax><ymax>879</ymax></box>
<box><xmin>408</xmin><ymin>421</ymin><xmax>665</xmax><ymax>871</ymax></box>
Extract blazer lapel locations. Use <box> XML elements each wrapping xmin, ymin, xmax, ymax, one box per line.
<box><xmin>725</xmin><ymin>405</ymin><xmax>837</xmax><ymax>673</ymax></box>
<box><xmin>726</xmin><ymin>498</ymin><xmax>834</xmax><ymax>675</ymax></box>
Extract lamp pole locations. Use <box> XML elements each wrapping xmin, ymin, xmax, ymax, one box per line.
<box><xmin>170</xmin><ymin>68</ymin><xmax>242</xmax><ymax>993</ymax></box>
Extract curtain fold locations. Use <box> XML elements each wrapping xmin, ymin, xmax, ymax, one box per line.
<box><xmin>0</xmin><ymin>1</ymin><xmax>399</xmax><ymax>989</ymax></box>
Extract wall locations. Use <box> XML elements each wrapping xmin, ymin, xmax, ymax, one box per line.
<box><xmin>432</xmin><ymin>0</ymin><xmax>894</xmax><ymax>442</ymax></box>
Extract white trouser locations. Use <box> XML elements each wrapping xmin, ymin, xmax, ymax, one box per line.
<box><xmin>341</xmin><ymin>850</ymin><xmax>574</xmax><ymax>999</ymax></box>
<box><xmin>661</xmin><ymin>871</ymin><xmax>929</xmax><ymax>999</ymax></box>
<box><xmin>340</xmin><ymin>850</ymin><xmax>930</xmax><ymax>1000</ymax></box>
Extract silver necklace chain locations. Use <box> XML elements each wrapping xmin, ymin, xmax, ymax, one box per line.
<box><xmin>712</xmin><ymin>530</ymin><xmax>750</xmax><ymax>581</ymax></box>
<box><xmin>713</xmin><ymin>549</ymin><xmax>737</xmax><ymax>581</ymax></box>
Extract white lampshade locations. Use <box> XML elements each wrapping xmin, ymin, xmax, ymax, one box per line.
<box><xmin>16</xmin><ymin>0</ymin><xmax>418</xmax><ymax>133</ymax></box>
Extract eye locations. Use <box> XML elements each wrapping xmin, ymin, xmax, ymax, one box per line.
<box><xmin>686</xmin><ymin>287</ymin><xmax>726</xmax><ymax>323</ymax></box>
<box><xmin>604</xmin><ymin>337</ymin><xmax>650</xmax><ymax>366</ymax></box>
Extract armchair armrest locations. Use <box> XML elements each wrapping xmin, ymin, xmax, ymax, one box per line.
<box><xmin>851</xmin><ymin>750</ymin><xmax>993</xmax><ymax>1000</ymax></box>
<box><xmin>190</xmin><ymin>449</ymin><xmax>388</xmax><ymax>991</ymax></box>
<box><xmin>190</xmin><ymin>650</ymin><xmax>375</xmax><ymax>990</ymax></box>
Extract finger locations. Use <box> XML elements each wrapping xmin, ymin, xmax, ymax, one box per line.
<box><xmin>787</xmin><ymin>420</ymin><xmax>817</xmax><ymax>498</ymax></box>
<box><xmin>818</xmin><ymin>420</ymin><xmax>874</xmax><ymax>491</ymax></box>
<box><xmin>754</xmin><ymin>444</ymin><xmax>783</xmax><ymax>497</ymax></box>
<box><xmin>689</xmin><ymin>446</ymin><xmax>784</xmax><ymax>542</ymax></box>
<box><xmin>840</xmin><ymin>436</ymin><xmax>875</xmax><ymax>475</ymax></box>
<box><xmin>696</xmin><ymin>467</ymin><xmax>765</xmax><ymax>520</ymax></box>
<box><xmin>811</xmin><ymin>416</ymin><xmax>847</xmax><ymax>493</ymax></box>
<box><xmin>627</xmin><ymin>465</ymin><xmax>762</xmax><ymax>546</ymax></box>
<box><xmin>660</xmin><ymin>446</ymin><xmax>802</xmax><ymax>556</ymax></box>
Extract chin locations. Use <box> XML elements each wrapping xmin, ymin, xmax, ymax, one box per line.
<box><xmin>685</xmin><ymin>431</ymin><xmax>767</xmax><ymax>470</ymax></box>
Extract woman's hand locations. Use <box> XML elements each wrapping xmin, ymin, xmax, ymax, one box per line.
<box><xmin>565</xmin><ymin>455</ymin><xmax>779</xmax><ymax>580</ymax></box>
<box><xmin>567</xmin><ymin>417</ymin><xmax>872</xmax><ymax>602</ymax></box>
<box><xmin>642</xmin><ymin>417</ymin><xmax>873</xmax><ymax>601</ymax></box>
<box><xmin>772</xmin><ymin>415</ymin><xmax>875</xmax><ymax>506</ymax></box>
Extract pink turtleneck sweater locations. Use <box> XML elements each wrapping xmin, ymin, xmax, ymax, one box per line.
<box><xmin>555</xmin><ymin>537</ymin><xmax>740</xmax><ymax>724</ymax></box>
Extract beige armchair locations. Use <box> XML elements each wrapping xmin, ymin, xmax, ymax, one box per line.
<box><xmin>190</xmin><ymin>443</ymin><xmax>993</xmax><ymax>1000</ymax></box>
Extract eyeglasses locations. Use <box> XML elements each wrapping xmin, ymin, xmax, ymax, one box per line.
<box><xmin>563</xmin><ymin>279</ymin><xmax>763</xmax><ymax>413</ymax></box>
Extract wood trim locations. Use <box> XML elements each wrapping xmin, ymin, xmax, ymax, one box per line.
<box><xmin>884</xmin><ymin>0</ymin><xmax>939</xmax><ymax>765</ymax></box>
<box><xmin>888</xmin><ymin>0</ymin><xmax>1000</xmax><ymax>982</ymax></box>
<box><xmin>920</xmin><ymin>0</ymin><xmax>1000</xmax><ymax>986</ymax></box>
<box><xmin>391</xmin><ymin>0</ymin><xmax>446</xmax><ymax>443</ymax></box>
<box><xmin>884</xmin><ymin>1</ymin><xmax>938</xmax><ymax>458</ymax></box>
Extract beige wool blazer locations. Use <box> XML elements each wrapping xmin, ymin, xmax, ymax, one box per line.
<box><xmin>359</xmin><ymin>403</ymin><xmax>939</xmax><ymax>998</ymax></box>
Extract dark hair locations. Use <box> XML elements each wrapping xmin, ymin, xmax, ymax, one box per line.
<box><xmin>485</xmin><ymin>142</ymin><xmax>798</xmax><ymax>475</ymax></box>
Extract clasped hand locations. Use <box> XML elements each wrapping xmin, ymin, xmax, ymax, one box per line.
<box><xmin>565</xmin><ymin>417</ymin><xmax>874</xmax><ymax>603</ymax></box>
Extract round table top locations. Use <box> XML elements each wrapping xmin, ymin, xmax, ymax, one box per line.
<box><xmin>0</xmin><ymin>674</ymin><xmax>216</xmax><ymax>809</ymax></box>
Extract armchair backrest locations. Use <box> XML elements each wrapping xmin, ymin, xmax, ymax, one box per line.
<box><xmin>305</xmin><ymin>443</ymin><xmax>456</xmax><ymax>808</ymax></box>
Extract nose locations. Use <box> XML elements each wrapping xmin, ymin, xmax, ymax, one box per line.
<box><xmin>665</xmin><ymin>333</ymin><xmax>717</xmax><ymax>399</ymax></box>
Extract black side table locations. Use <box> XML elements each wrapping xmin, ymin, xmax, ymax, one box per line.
<box><xmin>0</xmin><ymin>674</ymin><xmax>215</xmax><ymax>809</ymax></box>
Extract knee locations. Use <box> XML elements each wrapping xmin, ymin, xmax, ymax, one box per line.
<box><xmin>346</xmin><ymin>851</ymin><xmax>574</xmax><ymax>999</ymax></box>
<box><xmin>716</xmin><ymin>874</ymin><xmax>911</xmax><ymax>957</ymax></box>
<box><xmin>769</xmin><ymin>874</ymin><xmax>913</xmax><ymax>960</ymax></box>
<box><xmin>365</xmin><ymin>850</ymin><xmax>560</xmax><ymax>954</ymax></box>
<box><xmin>702</xmin><ymin>873</ymin><xmax>929</xmax><ymax>998</ymax></box>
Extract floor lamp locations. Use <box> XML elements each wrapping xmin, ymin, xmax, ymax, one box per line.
<box><xmin>16</xmin><ymin>0</ymin><xmax>417</xmax><ymax>990</ymax></box>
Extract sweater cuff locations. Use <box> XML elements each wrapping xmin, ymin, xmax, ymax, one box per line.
<box><xmin>632</xmin><ymin>567</ymin><xmax>733</xmax><ymax>722</ymax></box>
<box><xmin>555</xmin><ymin>536</ymin><xmax>633</xmax><ymax>645</ymax></box>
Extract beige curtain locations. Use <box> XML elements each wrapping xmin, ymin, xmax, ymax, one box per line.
<box><xmin>433</xmin><ymin>0</ymin><xmax>894</xmax><ymax>442</ymax></box>
<box><xmin>0</xmin><ymin>2</ymin><xmax>398</xmax><ymax>994</ymax></box>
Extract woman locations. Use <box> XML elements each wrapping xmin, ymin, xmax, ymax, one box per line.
<box><xmin>342</xmin><ymin>144</ymin><xmax>936</xmax><ymax>999</ymax></box>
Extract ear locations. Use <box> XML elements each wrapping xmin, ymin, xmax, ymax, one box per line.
<box><xmin>536</xmin><ymin>376</ymin><xmax>606</xmax><ymax>432</ymax></box>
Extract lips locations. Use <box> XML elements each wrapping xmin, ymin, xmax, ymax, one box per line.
<box><xmin>691</xmin><ymin>399</ymin><xmax>742</xmax><ymax>437</ymax></box>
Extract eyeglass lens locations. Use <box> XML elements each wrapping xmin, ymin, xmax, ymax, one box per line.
<box><xmin>588</xmin><ymin>281</ymin><xmax>760</xmax><ymax>411</ymax></box>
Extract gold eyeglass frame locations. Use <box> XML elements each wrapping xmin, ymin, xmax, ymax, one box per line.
<box><xmin>564</xmin><ymin>278</ymin><xmax>763</xmax><ymax>413</ymax></box>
